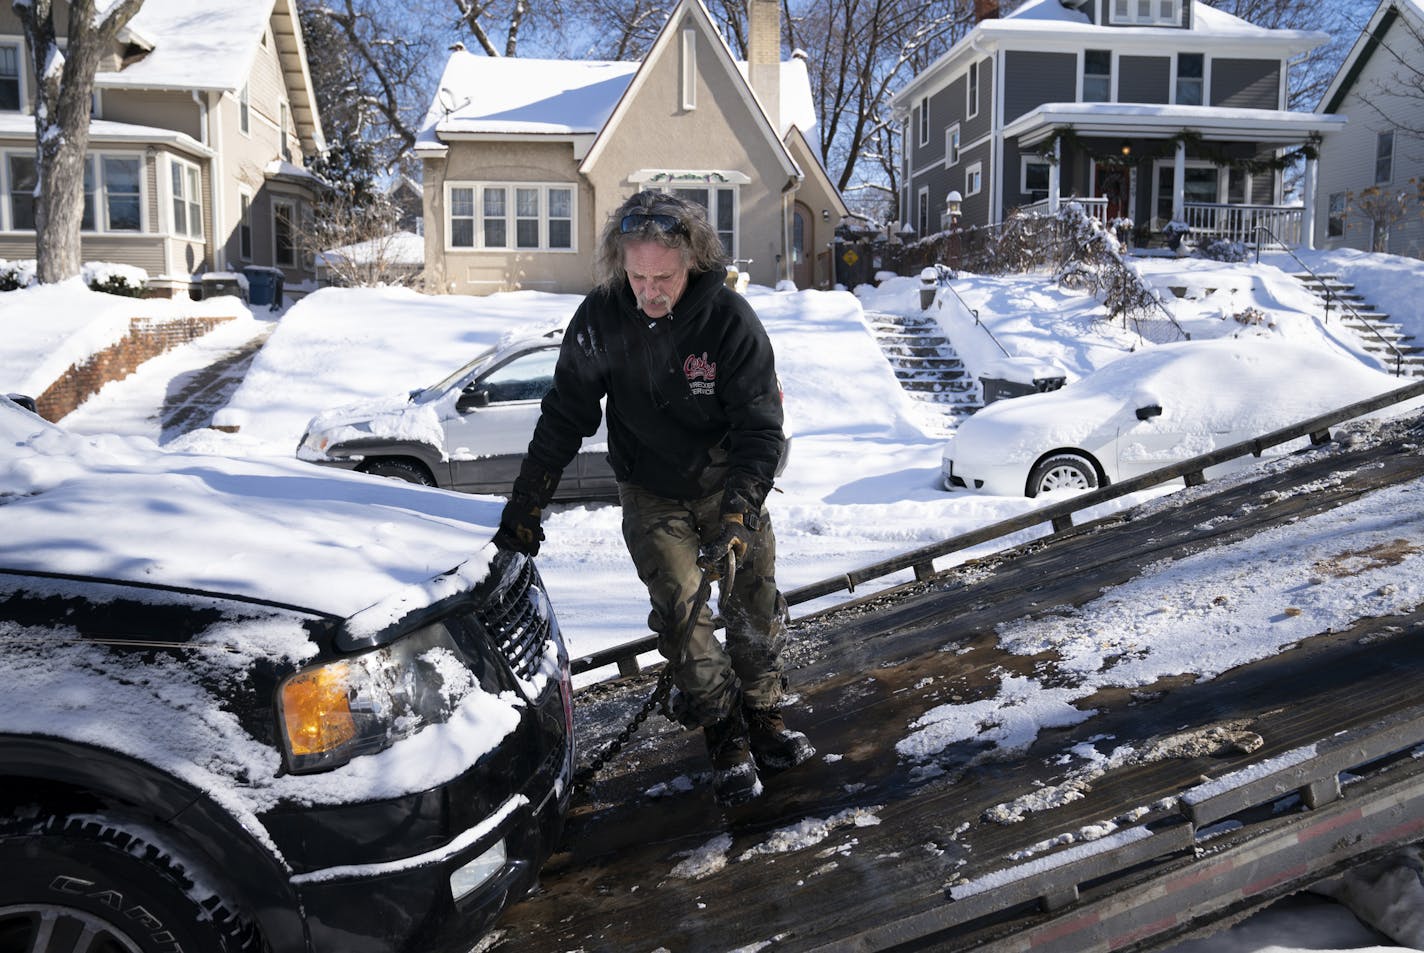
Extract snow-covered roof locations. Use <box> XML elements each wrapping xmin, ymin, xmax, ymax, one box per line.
<box><xmin>0</xmin><ymin>113</ymin><xmax>212</xmax><ymax>157</ymax></box>
<box><xmin>99</xmin><ymin>0</ymin><xmax>273</xmax><ymax>92</ymax></box>
<box><xmin>418</xmin><ymin>50</ymin><xmax>816</xmax><ymax>147</ymax></box>
<box><xmin>317</xmin><ymin>232</ymin><xmax>426</xmax><ymax>268</ymax></box>
<box><xmin>1004</xmin><ymin>102</ymin><xmax>1347</xmax><ymax>146</ymax></box>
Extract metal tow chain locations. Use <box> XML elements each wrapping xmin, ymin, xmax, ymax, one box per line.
<box><xmin>571</xmin><ymin>545</ymin><xmax>735</xmax><ymax>797</ymax></box>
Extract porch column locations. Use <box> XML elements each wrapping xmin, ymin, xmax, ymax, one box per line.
<box><xmin>1048</xmin><ymin>137</ymin><xmax>1061</xmax><ymax>215</ymax></box>
<box><xmin>1301</xmin><ymin>154</ymin><xmax>1318</xmax><ymax>250</ymax></box>
<box><xmin>1172</xmin><ymin>140</ymin><xmax>1186</xmax><ymax>223</ymax></box>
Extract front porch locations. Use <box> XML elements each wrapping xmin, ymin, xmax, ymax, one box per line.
<box><xmin>1003</xmin><ymin>102</ymin><xmax>1345</xmax><ymax>250</ymax></box>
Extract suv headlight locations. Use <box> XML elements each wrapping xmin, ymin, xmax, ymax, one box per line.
<box><xmin>277</xmin><ymin>622</ymin><xmax>484</xmax><ymax>773</ymax></box>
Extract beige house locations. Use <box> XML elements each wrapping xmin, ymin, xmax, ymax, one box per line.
<box><xmin>416</xmin><ymin>0</ymin><xmax>847</xmax><ymax>296</ymax></box>
<box><xmin>0</xmin><ymin>0</ymin><xmax>324</xmax><ymax>300</ymax></box>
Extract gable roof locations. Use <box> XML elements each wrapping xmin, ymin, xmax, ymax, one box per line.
<box><xmin>578</xmin><ymin>0</ymin><xmax>799</xmax><ymax>181</ymax></box>
<box><xmin>416</xmin><ymin>0</ymin><xmax>813</xmax><ymax>176</ymax></box>
<box><xmin>96</xmin><ymin>0</ymin><xmax>323</xmax><ymax>153</ymax></box>
<box><xmin>1318</xmin><ymin>0</ymin><xmax>1422</xmax><ymax>114</ymax></box>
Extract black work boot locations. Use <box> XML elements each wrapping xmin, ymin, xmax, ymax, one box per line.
<box><xmin>745</xmin><ymin>705</ymin><xmax>815</xmax><ymax>772</ymax></box>
<box><xmin>703</xmin><ymin>707</ymin><xmax>763</xmax><ymax>806</ymax></box>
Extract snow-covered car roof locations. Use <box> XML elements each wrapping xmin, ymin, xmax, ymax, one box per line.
<box><xmin>0</xmin><ymin>399</ymin><xmax>503</xmax><ymax>631</ymax></box>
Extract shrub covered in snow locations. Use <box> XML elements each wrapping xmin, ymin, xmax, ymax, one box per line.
<box><xmin>0</xmin><ymin>260</ymin><xmax>148</xmax><ymax>296</ymax></box>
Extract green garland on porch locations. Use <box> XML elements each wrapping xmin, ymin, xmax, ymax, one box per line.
<box><xmin>1036</xmin><ymin>126</ymin><xmax>1321</xmax><ymax>175</ymax></box>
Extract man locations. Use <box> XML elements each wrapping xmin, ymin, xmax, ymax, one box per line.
<box><xmin>494</xmin><ymin>191</ymin><xmax>814</xmax><ymax>806</ymax></box>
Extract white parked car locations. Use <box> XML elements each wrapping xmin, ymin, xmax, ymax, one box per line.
<box><xmin>941</xmin><ymin>338</ymin><xmax>1398</xmax><ymax>498</ymax></box>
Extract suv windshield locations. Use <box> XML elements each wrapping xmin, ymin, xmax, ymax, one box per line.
<box><xmin>419</xmin><ymin>345</ymin><xmax>499</xmax><ymax>400</ymax></box>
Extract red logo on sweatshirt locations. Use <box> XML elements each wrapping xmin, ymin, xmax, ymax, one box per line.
<box><xmin>685</xmin><ymin>352</ymin><xmax>716</xmax><ymax>395</ymax></box>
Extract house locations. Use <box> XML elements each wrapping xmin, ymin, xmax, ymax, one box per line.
<box><xmin>386</xmin><ymin>174</ymin><xmax>424</xmax><ymax>236</ymax></box>
<box><xmin>1315</xmin><ymin>0</ymin><xmax>1424</xmax><ymax>256</ymax></box>
<box><xmin>0</xmin><ymin>0</ymin><xmax>325</xmax><ymax>300</ymax></box>
<box><xmin>414</xmin><ymin>0</ymin><xmax>847</xmax><ymax>295</ymax></box>
<box><xmin>891</xmin><ymin>0</ymin><xmax>1344</xmax><ymax>249</ymax></box>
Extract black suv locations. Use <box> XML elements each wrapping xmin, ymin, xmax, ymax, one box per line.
<box><xmin>0</xmin><ymin>397</ymin><xmax>573</xmax><ymax>952</ymax></box>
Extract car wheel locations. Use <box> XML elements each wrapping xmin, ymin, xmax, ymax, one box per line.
<box><xmin>1027</xmin><ymin>452</ymin><xmax>1099</xmax><ymax>497</ymax></box>
<box><xmin>361</xmin><ymin>458</ymin><xmax>436</xmax><ymax>486</ymax></box>
<box><xmin>0</xmin><ymin>812</ymin><xmax>263</xmax><ymax>953</ymax></box>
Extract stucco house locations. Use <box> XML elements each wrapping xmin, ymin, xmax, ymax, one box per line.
<box><xmin>891</xmin><ymin>0</ymin><xmax>1344</xmax><ymax>249</ymax></box>
<box><xmin>0</xmin><ymin>0</ymin><xmax>325</xmax><ymax>300</ymax></box>
<box><xmin>1315</xmin><ymin>0</ymin><xmax>1424</xmax><ymax>257</ymax></box>
<box><xmin>415</xmin><ymin>0</ymin><xmax>847</xmax><ymax>296</ymax></box>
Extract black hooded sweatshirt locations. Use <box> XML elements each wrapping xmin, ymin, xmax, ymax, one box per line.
<box><xmin>525</xmin><ymin>265</ymin><xmax>785</xmax><ymax>515</ymax></box>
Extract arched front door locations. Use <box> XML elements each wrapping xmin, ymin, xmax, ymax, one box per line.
<box><xmin>792</xmin><ymin>202</ymin><xmax>814</xmax><ymax>289</ymax></box>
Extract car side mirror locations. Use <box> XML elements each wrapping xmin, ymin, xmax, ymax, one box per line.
<box><xmin>456</xmin><ymin>387</ymin><xmax>490</xmax><ymax>413</ymax></box>
<box><xmin>1135</xmin><ymin>404</ymin><xmax>1163</xmax><ymax>421</ymax></box>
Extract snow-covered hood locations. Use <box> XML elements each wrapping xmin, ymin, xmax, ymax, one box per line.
<box><xmin>0</xmin><ymin>401</ymin><xmax>501</xmax><ymax>622</ymax></box>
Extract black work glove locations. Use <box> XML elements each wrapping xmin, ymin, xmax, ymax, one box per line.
<box><xmin>697</xmin><ymin>513</ymin><xmax>754</xmax><ymax>579</ymax></box>
<box><xmin>494</xmin><ymin>492</ymin><xmax>544</xmax><ymax>557</ymax></box>
<box><xmin>494</xmin><ymin>458</ymin><xmax>561</xmax><ymax>557</ymax></box>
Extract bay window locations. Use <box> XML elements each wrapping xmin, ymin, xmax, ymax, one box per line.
<box><xmin>170</xmin><ymin>157</ymin><xmax>202</xmax><ymax>237</ymax></box>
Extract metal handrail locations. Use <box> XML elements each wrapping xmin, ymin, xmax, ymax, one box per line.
<box><xmin>932</xmin><ymin>263</ymin><xmax>1012</xmax><ymax>358</ymax></box>
<box><xmin>1254</xmin><ymin>223</ymin><xmax>1407</xmax><ymax>376</ymax></box>
<box><xmin>570</xmin><ymin>377</ymin><xmax>1424</xmax><ymax>676</ymax></box>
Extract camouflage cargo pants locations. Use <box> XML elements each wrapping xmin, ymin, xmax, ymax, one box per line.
<box><xmin>619</xmin><ymin>482</ymin><xmax>788</xmax><ymax>727</ymax></box>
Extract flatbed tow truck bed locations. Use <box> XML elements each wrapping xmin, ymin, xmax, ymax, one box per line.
<box><xmin>493</xmin><ymin>413</ymin><xmax>1424</xmax><ymax>953</ymax></box>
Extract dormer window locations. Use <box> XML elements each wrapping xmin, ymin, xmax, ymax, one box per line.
<box><xmin>1111</xmin><ymin>0</ymin><xmax>1181</xmax><ymax>26</ymax></box>
<box><xmin>1</xmin><ymin>43</ymin><xmax>20</xmax><ymax>111</ymax></box>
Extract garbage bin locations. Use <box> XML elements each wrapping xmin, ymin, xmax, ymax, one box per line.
<box><xmin>242</xmin><ymin>266</ymin><xmax>280</xmax><ymax>308</ymax></box>
<box><xmin>979</xmin><ymin>358</ymin><xmax>1068</xmax><ymax>406</ymax></box>
<box><xmin>200</xmin><ymin>272</ymin><xmax>246</xmax><ymax>302</ymax></box>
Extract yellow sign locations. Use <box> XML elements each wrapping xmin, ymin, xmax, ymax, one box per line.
<box><xmin>841</xmin><ymin>249</ymin><xmax>859</xmax><ymax>266</ymax></box>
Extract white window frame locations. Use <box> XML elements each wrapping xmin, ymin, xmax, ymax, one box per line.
<box><xmin>0</xmin><ymin>39</ymin><xmax>23</xmax><ymax>113</ymax></box>
<box><xmin>272</xmin><ymin>198</ymin><xmax>297</xmax><ymax>268</ymax></box>
<box><xmin>945</xmin><ymin>123</ymin><xmax>961</xmax><ymax>168</ymax></box>
<box><xmin>917</xmin><ymin>186</ymin><xmax>930</xmax><ymax>237</ymax></box>
<box><xmin>169</xmin><ymin>156</ymin><xmax>203</xmax><ymax>239</ymax></box>
<box><xmin>1327</xmin><ymin>191</ymin><xmax>1346</xmax><ymax>239</ymax></box>
<box><xmin>681</xmin><ymin>30</ymin><xmax>697</xmax><ymax>111</ymax></box>
<box><xmin>445</xmin><ymin>181</ymin><xmax>579</xmax><ymax>253</ymax></box>
<box><xmin>918</xmin><ymin>95</ymin><xmax>929</xmax><ymax>146</ymax></box>
<box><xmin>1082</xmin><ymin>49</ymin><xmax>1112</xmax><ymax>103</ymax></box>
<box><xmin>3</xmin><ymin>150</ymin><xmax>36</xmax><ymax>231</ymax></box>
<box><xmin>1111</xmin><ymin>0</ymin><xmax>1181</xmax><ymax>26</ymax></box>
<box><xmin>85</xmin><ymin>153</ymin><xmax>144</xmax><ymax>233</ymax></box>
<box><xmin>1376</xmin><ymin>130</ymin><xmax>1395</xmax><ymax>185</ymax></box>
<box><xmin>662</xmin><ymin>184</ymin><xmax>739</xmax><ymax>259</ymax></box>
<box><xmin>1151</xmin><ymin>159</ymin><xmax>1221</xmax><ymax>225</ymax></box>
<box><xmin>238</xmin><ymin>189</ymin><xmax>254</xmax><ymax>260</ymax></box>
<box><xmin>1020</xmin><ymin>156</ymin><xmax>1051</xmax><ymax>201</ymax></box>
<box><xmin>239</xmin><ymin>82</ymin><xmax>251</xmax><ymax>135</ymax></box>
<box><xmin>1173</xmin><ymin>52</ymin><xmax>1204</xmax><ymax>106</ymax></box>
<box><xmin>965</xmin><ymin>161</ymin><xmax>983</xmax><ymax>198</ymax></box>
<box><xmin>967</xmin><ymin>61</ymin><xmax>980</xmax><ymax>120</ymax></box>
<box><xmin>279</xmin><ymin>100</ymin><xmax>291</xmax><ymax>163</ymax></box>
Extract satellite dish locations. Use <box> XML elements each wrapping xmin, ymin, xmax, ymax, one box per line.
<box><xmin>438</xmin><ymin>87</ymin><xmax>459</xmax><ymax>117</ymax></box>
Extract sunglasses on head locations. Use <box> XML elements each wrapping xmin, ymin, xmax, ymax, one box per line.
<box><xmin>620</xmin><ymin>212</ymin><xmax>688</xmax><ymax>236</ymax></box>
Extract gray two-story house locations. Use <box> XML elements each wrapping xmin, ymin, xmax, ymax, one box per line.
<box><xmin>892</xmin><ymin>0</ymin><xmax>1344</xmax><ymax>247</ymax></box>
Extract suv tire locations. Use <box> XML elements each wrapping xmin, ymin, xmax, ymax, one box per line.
<box><xmin>361</xmin><ymin>458</ymin><xmax>436</xmax><ymax>486</ymax></box>
<box><xmin>0</xmin><ymin>811</ymin><xmax>264</xmax><ymax>953</ymax></box>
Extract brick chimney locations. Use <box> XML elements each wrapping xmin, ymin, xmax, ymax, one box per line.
<box><xmin>748</xmin><ymin>0</ymin><xmax>781</xmax><ymax>134</ymax></box>
<box><xmin>974</xmin><ymin>0</ymin><xmax>1000</xmax><ymax>21</ymax></box>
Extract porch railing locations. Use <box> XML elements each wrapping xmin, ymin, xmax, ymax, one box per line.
<box><xmin>1020</xmin><ymin>197</ymin><xmax>1110</xmax><ymax>223</ymax></box>
<box><xmin>1180</xmin><ymin>203</ymin><xmax>1301</xmax><ymax>247</ymax></box>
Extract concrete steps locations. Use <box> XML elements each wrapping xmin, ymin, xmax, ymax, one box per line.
<box><xmin>863</xmin><ymin>310</ymin><xmax>981</xmax><ymax>434</ymax></box>
<box><xmin>1291</xmin><ymin>273</ymin><xmax>1424</xmax><ymax>377</ymax></box>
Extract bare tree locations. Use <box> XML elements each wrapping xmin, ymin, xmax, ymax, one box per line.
<box><xmin>787</xmin><ymin>0</ymin><xmax>968</xmax><ymax>217</ymax></box>
<box><xmin>12</xmin><ymin>0</ymin><xmax>144</xmax><ymax>284</ymax></box>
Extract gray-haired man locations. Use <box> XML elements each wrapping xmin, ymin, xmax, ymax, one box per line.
<box><xmin>494</xmin><ymin>191</ymin><xmax>813</xmax><ymax>806</ymax></box>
